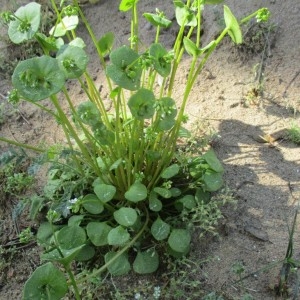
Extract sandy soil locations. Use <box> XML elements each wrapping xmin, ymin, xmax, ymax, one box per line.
<box><xmin>0</xmin><ymin>0</ymin><xmax>300</xmax><ymax>299</ymax></box>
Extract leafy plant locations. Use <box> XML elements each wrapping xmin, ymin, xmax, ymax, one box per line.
<box><xmin>287</xmin><ymin>121</ymin><xmax>300</xmax><ymax>145</ymax></box>
<box><xmin>0</xmin><ymin>0</ymin><xmax>270</xmax><ymax>298</ymax></box>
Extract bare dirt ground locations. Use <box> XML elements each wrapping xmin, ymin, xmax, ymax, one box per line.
<box><xmin>0</xmin><ymin>0</ymin><xmax>300</xmax><ymax>299</ymax></box>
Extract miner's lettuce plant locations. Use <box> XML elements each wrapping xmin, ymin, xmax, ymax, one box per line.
<box><xmin>0</xmin><ymin>0</ymin><xmax>270</xmax><ymax>299</ymax></box>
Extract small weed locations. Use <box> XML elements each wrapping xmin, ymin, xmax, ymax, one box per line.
<box><xmin>287</xmin><ymin>122</ymin><xmax>300</xmax><ymax>145</ymax></box>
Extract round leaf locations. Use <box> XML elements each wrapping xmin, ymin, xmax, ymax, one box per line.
<box><xmin>128</xmin><ymin>88</ymin><xmax>155</xmax><ymax>120</ymax></box>
<box><xmin>87</xmin><ymin>222</ymin><xmax>112</xmax><ymax>246</ymax></box>
<box><xmin>203</xmin><ymin>171</ymin><xmax>223</xmax><ymax>192</ymax></box>
<box><xmin>57</xmin><ymin>225</ymin><xmax>86</xmax><ymax>250</ymax></box>
<box><xmin>125</xmin><ymin>182</ymin><xmax>148</xmax><ymax>202</ymax></box>
<box><xmin>161</xmin><ymin>164</ymin><xmax>180</xmax><ymax>179</ymax></box>
<box><xmin>82</xmin><ymin>194</ymin><xmax>104</xmax><ymax>214</ymax></box>
<box><xmin>168</xmin><ymin>229</ymin><xmax>191</xmax><ymax>253</ymax></box>
<box><xmin>23</xmin><ymin>262</ymin><xmax>68</xmax><ymax>300</ymax></box>
<box><xmin>133</xmin><ymin>249</ymin><xmax>159</xmax><ymax>274</ymax></box>
<box><xmin>114</xmin><ymin>207</ymin><xmax>138</xmax><ymax>227</ymax></box>
<box><xmin>94</xmin><ymin>183</ymin><xmax>116</xmax><ymax>203</ymax></box>
<box><xmin>57</xmin><ymin>45</ymin><xmax>88</xmax><ymax>79</ymax></box>
<box><xmin>8</xmin><ymin>2</ymin><xmax>41</xmax><ymax>44</ymax></box>
<box><xmin>107</xmin><ymin>226</ymin><xmax>130</xmax><ymax>245</ymax></box>
<box><xmin>12</xmin><ymin>56</ymin><xmax>65</xmax><ymax>101</ymax></box>
<box><xmin>151</xmin><ymin>218</ymin><xmax>170</xmax><ymax>241</ymax></box>
<box><xmin>105</xmin><ymin>252</ymin><xmax>131</xmax><ymax>276</ymax></box>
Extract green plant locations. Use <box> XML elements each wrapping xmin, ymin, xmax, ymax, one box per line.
<box><xmin>287</xmin><ymin>121</ymin><xmax>300</xmax><ymax>145</ymax></box>
<box><xmin>0</xmin><ymin>0</ymin><xmax>270</xmax><ymax>299</ymax></box>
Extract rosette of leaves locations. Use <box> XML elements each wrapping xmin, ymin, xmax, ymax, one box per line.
<box><xmin>106</xmin><ymin>45</ymin><xmax>142</xmax><ymax>90</ymax></box>
<box><xmin>12</xmin><ymin>56</ymin><xmax>66</xmax><ymax>101</ymax></box>
<box><xmin>8</xmin><ymin>2</ymin><xmax>41</xmax><ymax>44</ymax></box>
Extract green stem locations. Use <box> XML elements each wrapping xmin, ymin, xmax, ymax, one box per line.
<box><xmin>65</xmin><ymin>265</ymin><xmax>81</xmax><ymax>300</ymax></box>
<box><xmin>0</xmin><ymin>136</ymin><xmax>46</xmax><ymax>153</ymax></box>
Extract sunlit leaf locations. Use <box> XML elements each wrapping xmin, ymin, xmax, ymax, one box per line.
<box><xmin>12</xmin><ymin>56</ymin><xmax>65</xmax><ymax>101</ymax></box>
<box><xmin>49</xmin><ymin>15</ymin><xmax>79</xmax><ymax>37</ymax></box>
<box><xmin>143</xmin><ymin>13</ymin><xmax>172</xmax><ymax>28</ymax></box>
<box><xmin>8</xmin><ymin>2</ymin><xmax>41</xmax><ymax>44</ymax></box>
<box><xmin>119</xmin><ymin>0</ymin><xmax>139</xmax><ymax>11</ymax></box>
<box><xmin>174</xmin><ymin>1</ymin><xmax>197</xmax><ymax>27</ymax></box>
<box><xmin>224</xmin><ymin>5</ymin><xmax>242</xmax><ymax>44</ymax></box>
<box><xmin>202</xmin><ymin>149</ymin><xmax>224</xmax><ymax>173</ymax></box>
<box><xmin>23</xmin><ymin>262</ymin><xmax>68</xmax><ymax>300</ymax></box>
<box><xmin>128</xmin><ymin>88</ymin><xmax>155</xmax><ymax>120</ymax></box>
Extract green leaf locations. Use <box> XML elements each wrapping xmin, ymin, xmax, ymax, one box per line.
<box><xmin>77</xmin><ymin>101</ymin><xmax>101</xmax><ymax>126</ymax></box>
<box><xmin>133</xmin><ymin>249</ymin><xmax>159</xmax><ymax>274</ymax></box>
<box><xmin>8</xmin><ymin>2</ymin><xmax>41</xmax><ymax>44</ymax></box>
<box><xmin>109</xmin><ymin>158</ymin><xmax>123</xmax><ymax>171</ymax></box>
<box><xmin>94</xmin><ymin>183</ymin><xmax>116</xmax><ymax>203</ymax></box>
<box><xmin>149</xmin><ymin>43</ymin><xmax>171</xmax><ymax>77</ymax></box>
<box><xmin>151</xmin><ymin>218</ymin><xmax>171</xmax><ymax>241</ymax></box>
<box><xmin>75</xmin><ymin>245</ymin><xmax>95</xmax><ymax>261</ymax></box>
<box><xmin>82</xmin><ymin>194</ymin><xmax>104</xmax><ymax>214</ymax></box>
<box><xmin>128</xmin><ymin>88</ymin><xmax>155</xmax><ymax>120</ymax></box>
<box><xmin>143</xmin><ymin>13</ymin><xmax>172</xmax><ymax>28</ymax></box>
<box><xmin>202</xmin><ymin>149</ymin><xmax>224</xmax><ymax>173</ymax></box>
<box><xmin>70</xmin><ymin>37</ymin><xmax>86</xmax><ymax>48</ymax></box>
<box><xmin>178</xmin><ymin>126</ymin><xmax>191</xmax><ymax>138</ymax></box>
<box><xmin>87</xmin><ymin>222</ymin><xmax>112</xmax><ymax>246</ymax></box>
<box><xmin>203</xmin><ymin>171</ymin><xmax>223</xmax><ymax>192</ymax></box>
<box><xmin>183</xmin><ymin>37</ymin><xmax>200</xmax><ymax>57</ymax></box>
<box><xmin>57</xmin><ymin>225</ymin><xmax>86</xmax><ymax>250</ymax></box>
<box><xmin>168</xmin><ymin>229</ymin><xmax>191</xmax><ymax>253</ymax></box>
<box><xmin>37</xmin><ymin>222</ymin><xmax>62</xmax><ymax>246</ymax></box>
<box><xmin>224</xmin><ymin>5</ymin><xmax>242</xmax><ymax>44</ymax></box>
<box><xmin>107</xmin><ymin>226</ymin><xmax>130</xmax><ymax>245</ymax></box>
<box><xmin>204</xmin><ymin>0</ymin><xmax>224</xmax><ymax>4</ymax></box>
<box><xmin>12</xmin><ymin>56</ymin><xmax>65</xmax><ymax>101</ymax></box>
<box><xmin>149</xmin><ymin>191</ymin><xmax>162</xmax><ymax>212</ymax></box>
<box><xmin>119</xmin><ymin>0</ymin><xmax>139</xmax><ymax>11</ymax></box>
<box><xmin>106</xmin><ymin>45</ymin><xmax>142</xmax><ymax>90</ymax></box>
<box><xmin>68</xmin><ymin>215</ymin><xmax>84</xmax><ymax>226</ymax></box>
<box><xmin>105</xmin><ymin>252</ymin><xmax>131</xmax><ymax>275</ymax></box>
<box><xmin>174</xmin><ymin>1</ymin><xmax>197</xmax><ymax>27</ymax></box>
<box><xmin>57</xmin><ymin>45</ymin><xmax>88</xmax><ymax>79</ymax></box>
<box><xmin>23</xmin><ymin>262</ymin><xmax>68</xmax><ymax>300</ymax></box>
<box><xmin>153</xmin><ymin>187</ymin><xmax>172</xmax><ymax>199</ymax></box>
<box><xmin>175</xmin><ymin>195</ymin><xmax>196</xmax><ymax>211</ymax></box>
<box><xmin>114</xmin><ymin>207</ymin><xmax>138</xmax><ymax>227</ymax></box>
<box><xmin>161</xmin><ymin>164</ymin><xmax>180</xmax><ymax>179</ymax></box>
<box><xmin>125</xmin><ymin>182</ymin><xmax>148</xmax><ymax>202</ymax></box>
<box><xmin>49</xmin><ymin>15</ymin><xmax>79</xmax><ymax>37</ymax></box>
<box><xmin>97</xmin><ymin>32</ymin><xmax>114</xmax><ymax>55</ymax></box>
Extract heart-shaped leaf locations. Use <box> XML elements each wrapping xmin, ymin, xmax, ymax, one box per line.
<box><xmin>23</xmin><ymin>262</ymin><xmax>68</xmax><ymax>300</ymax></box>
<box><xmin>168</xmin><ymin>229</ymin><xmax>191</xmax><ymax>253</ymax></box>
<box><xmin>105</xmin><ymin>251</ymin><xmax>131</xmax><ymax>275</ymax></box>
<box><xmin>224</xmin><ymin>5</ymin><xmax>242</xmax><ymax>44</ymax></box>
<box><xmin>94</xmin><ymin>183</ymin><xmax>116</xmax><ymax>203</ymax></box>
<box><xmin>12</xmin><ymin>56</ymin><xmax>65</xmax><ymax>101</ymax></box>
<box><xmin>151</xmin><ymin>217</ymin><xmax>171</xmax><ymax>241</ymax></box>
<box><xmin>125</xmin><ymin>182</ymin><xmax>148</xmax><ymax>202</ymax></box>
<box><xmin>107</xmin><ymin>226</ymin><xmax>130</xmax><ymax>245</ymax></box>
<box><xmin>87</xmin><ymin>222</ymin><xmax>112</xmax><ymax>246</ymax></box>
<box><xmin>133</xmin><ymin>249</ymin><xmax>159</xmax><ymax>274</ymax></box>
<box><xmin>114</xmin><ymin>207</ymin><xmax>138</xmax><ymax>227</ymax></box>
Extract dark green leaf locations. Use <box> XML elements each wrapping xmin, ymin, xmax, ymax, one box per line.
<box><xmin>128</xmin><ymin>88</ymin><xmax>155</xmax><ymax>120</ymax></box>
<box><xmin>105</xmin><ymin>251</ymin><xmax>131</xmax><ymax>275</ymax></box>
<box><xmin>125</xmin><ymin>182</ymin><xmax>148</xmax><ymax>202</ymax></box>
<box><xmin>151</xmin><ymin>218</ymin><xmax>171</xmax><ymax>241</ymax></box>
<box><xmin>87</xmin><ymin>222</ymin><xmax>112</xmax><ymax>246</ymax></box>
<box><xmin>57</xmin><ymin>225</ymin><xmax>86</xmax><ymax>250</ymax></box>
<box><xmin>82</xmin><ymin>194</ymin><xmax>104</xmax><ymax>214</ymax></box>
<box><xmin>175</xmin><ymin>195</ymin><xmax>196</xmax><ymax>211</ymax></box>
<box><xmin>133</xmin><ymin>249</ymin><xmax>159</xmax><ymax>274</ymax></box>
<box><xmin>12</xmin><ymin>56</ymin><xmax>65</xmax><ymax>101</ymax></box>
<box><xmin>107</xmin><ymin>226</ymin><xmax>130</xmax><ymax>245</ymax></box>
<box><xmin>23</xmin><ymin>262</ymin><xmax>68</xmax><ymax>300</ymax></box>
<box><xmin>168</xmin><ymin>229</ymin><xmax>191</xmax><ymax>253</ymax></box>
<box><xmin>114</xmin><ymin>207</ymin><xmax>138</xmax><ymax>227</ymax></box>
